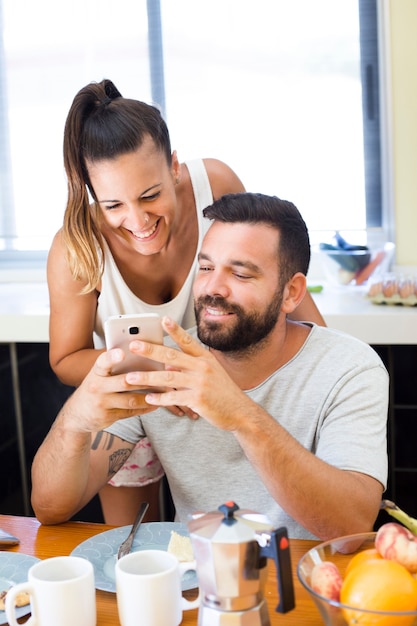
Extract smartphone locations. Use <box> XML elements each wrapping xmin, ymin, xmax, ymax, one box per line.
<box><xmin>104</xmin><ymin>313</ymin><xmax>164</xmax><ymax>375</ymax></box>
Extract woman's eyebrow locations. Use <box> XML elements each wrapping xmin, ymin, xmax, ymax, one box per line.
<box><xmin>139</xmin><ymin>182</ymin><xmax>162</xmax><ymax>195</ymax></box>
<box><xmin>98</xmin><ymin>183</ymin><xmax>162</xmax><ymax>203</ymax></box>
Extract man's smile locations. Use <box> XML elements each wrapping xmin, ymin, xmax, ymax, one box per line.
<box><xmin>205</xmin><ymin>306</ymin><xmax>234</xmax><ymax>317</ymax></box>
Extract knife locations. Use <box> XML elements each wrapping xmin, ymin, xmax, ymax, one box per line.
<box><xmin>0</xmin><ymin>529</ymin><xmax>20</xmax><ymax>546</ymax></box>
<box><xmin>117</xmin><ymin>501</ymin><xmax>149</xmax><ymax>559</ymax></box>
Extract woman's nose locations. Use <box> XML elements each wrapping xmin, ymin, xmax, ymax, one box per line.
<box><xmin>126</xmin><ymin>205</ymin><xmax>149</xmax><ymax>230</ymax></box>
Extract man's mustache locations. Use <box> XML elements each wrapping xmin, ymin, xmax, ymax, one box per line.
<box><xmin>195</xmin><ymin>295</ymin><xmax>243</xmax><ymax>314</ymax></box>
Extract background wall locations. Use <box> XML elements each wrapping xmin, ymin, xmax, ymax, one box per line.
<box><xmin>388</xmin><ymin>0</ymin><xmax>417</xmax><ymax>265</ymax></box>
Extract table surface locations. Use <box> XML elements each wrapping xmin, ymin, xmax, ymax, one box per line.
<box><xmin>0</xmin><ymin>514</ymin><xmax>324</xmax><ymax>625</ymax></box>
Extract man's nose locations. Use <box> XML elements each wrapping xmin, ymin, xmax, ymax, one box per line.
<box><xmin>204</xmin><ymin>271</ymin><xmax>230</xmax><ymax>297</ymax></box>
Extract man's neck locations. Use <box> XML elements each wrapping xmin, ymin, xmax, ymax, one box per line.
<box><xmin>211</xmin><ymin>320</ymin><xmax>311</xmax><ymax>390</ymax></box>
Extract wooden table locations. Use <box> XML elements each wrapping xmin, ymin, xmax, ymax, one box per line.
<box><xmin>0</xmin><ymin>514</ymin><xmax>323</xmax><ymax>625</ymax></box>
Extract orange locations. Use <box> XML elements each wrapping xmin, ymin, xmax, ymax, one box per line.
<box><xmin>340</xmin><ymin>558</ymin><xmax>417</xmax><ymax>626</ymax></box>
<box><xmin>344</xmin><ymin>548</ymin><xmax>383</xmax><ymax>577</ymax></box>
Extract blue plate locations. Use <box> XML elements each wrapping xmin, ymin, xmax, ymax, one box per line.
<box><xmin>70</xmin><ymin>522</ymin><xmax>197</xmax><ymax>592</ymax></box>
<box><xmin>0</xmin><ymin>552</ymin><xmax>40</xmax><ymax>625</ymax></box>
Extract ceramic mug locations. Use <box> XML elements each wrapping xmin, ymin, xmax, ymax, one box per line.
<box><xmin>116</xmin><ymin>549</ymin><xmax>200</xmax><ymax>626</ymax></box>
<box><xmin>5</xmin><ymin>555</ymin><xmax>96</xmax><ymax>626</ymax></box>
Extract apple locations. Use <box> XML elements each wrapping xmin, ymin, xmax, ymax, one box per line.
<box><xmin>375</xmin><ymin>522</ymin><xmax>417</xmax><ymax>573</ymax></box>
<box><xmin>310</xmin><ymin>561</ymin><xmax>343</xmax><ymax>602</ymax></box>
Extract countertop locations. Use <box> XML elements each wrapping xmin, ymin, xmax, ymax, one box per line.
<box><xmin>310</xmin><ymin>284</ymin><xmax>417</xmax><ymax>344</ymax></box>
<box><xmin>0</xmin><ymin>281</ymin><xmax>416</xmax><ymax>345</ymax></box>
<box><xmin>0</xmin><ymin>282</ymin><xmax>50</xmax><ymax>342</ymax></box>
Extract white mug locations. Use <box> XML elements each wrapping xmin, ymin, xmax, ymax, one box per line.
<box><xmin>116</xmin><ymin>549</ymin><xmax>200</xmax><ymax>626</ymax></box>
<box><xmin>5</xmin><ymin>555</ymin><xmax>96</xmax><ymax>626</ymax></box>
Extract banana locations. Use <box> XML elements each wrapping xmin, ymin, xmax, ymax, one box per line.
<box><xmin>380</xmin><ymin>499</ymin><xmax>417</xmax><ymax>535</ymax></box>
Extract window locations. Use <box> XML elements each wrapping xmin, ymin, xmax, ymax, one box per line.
<box><xmin>0</xmin><ymin>0</ymin><xmax>387</xmax><ymax>268</ymax></box>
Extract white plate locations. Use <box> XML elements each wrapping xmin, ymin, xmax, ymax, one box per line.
<box><xmin>70</xmin><ymin>522</ymin><xmax>197</xmax><ymax>592</ymax></box>
<box><xmin>0</xmin><ymin>552</ymin><xmax>40</xmax><ymax>625</ymax></box>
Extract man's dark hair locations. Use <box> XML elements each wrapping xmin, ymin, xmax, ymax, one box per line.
<box><xmin>203</xmin><ymin>192</ymin><xmax>311</xmax><ymax>283</ymax></box>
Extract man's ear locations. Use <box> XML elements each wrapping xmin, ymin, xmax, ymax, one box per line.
<box><xmin>281</xmin><ymin>273</ymin><xmax>307</xmax><ymax>314</ymax></box>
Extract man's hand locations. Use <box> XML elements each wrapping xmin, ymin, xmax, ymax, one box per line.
<box><xmin>124</xmin><ymin>316</ymin><xmax>253</xmax><ymax>431</ymax></box>
<box><xmin>62</xmin><ymin>347</ymin><xmax>156</xmax><ymax>433</ymax></box>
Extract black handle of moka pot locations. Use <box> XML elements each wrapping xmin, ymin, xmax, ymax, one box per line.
<box><xmin>259</xmin><ymin>527</ymin><xmax>295</xmax><ymax>613</ymax></box>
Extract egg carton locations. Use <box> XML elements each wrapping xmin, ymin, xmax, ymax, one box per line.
<box><xmin>367</xmin><ymin>274</ymin><xmax>417</xmax><ymax>306</ymax></box>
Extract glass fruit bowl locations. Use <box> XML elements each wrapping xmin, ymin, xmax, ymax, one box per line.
<box><xmin>315</xmin><ymin>242</ymin><xmax>395</xmax><ymax>287</ymax></box>
<box><xmin>297</xmin><ymin>532</ymin><xmax>417</xmax><ymax>626</ymax></box>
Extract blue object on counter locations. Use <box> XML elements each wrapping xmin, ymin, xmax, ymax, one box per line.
<box><xmin>319</xmin><ymin>232</ymin><xmax>371</xmax><ymax>273</ymax></box>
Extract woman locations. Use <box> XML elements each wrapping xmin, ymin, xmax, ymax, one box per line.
<box><xmin>47</xmin><ymin>78</ymin><xmax>325</xmax><ymax>525</ymax></box>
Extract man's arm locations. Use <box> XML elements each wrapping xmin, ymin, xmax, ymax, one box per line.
<box><xmin>231</xmin><ymin>406</ymin><xmax>384</xmax><ymax>540</ymax></box>
<box><xmin>31</xmin><ymin>348</ymin><xmax>152</xmax><ymax>524</ymax></box>
<box><xmin>126</xmin><ymin>317</ymin><xmax>386</xmax><ymax>541</ymax></box>
<box><xmin>31</xmin><ymin>421</ymin><xmax>133</xmax><ymax>525</ymax></box>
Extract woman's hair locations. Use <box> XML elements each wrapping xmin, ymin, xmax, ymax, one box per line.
<box><xmin>62</xmin><ymin>79</ymin><xmax>172</xmax><ymax>292</ymax></box>
<box><xmin>203</xmin><ymin>192</ymin><xmax>311</xmax><ymax>284</ymax></box>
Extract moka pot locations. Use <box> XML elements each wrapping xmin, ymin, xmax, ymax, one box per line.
<box><xmin>188</xmin><ymin>501</ymin><xmax>295</xmax><ymax>626</ymax></box>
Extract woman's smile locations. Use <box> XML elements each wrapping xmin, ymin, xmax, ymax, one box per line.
<box><xmin>129</xmin><ymin>218</ymin><xmax>160</xmax><ymax>240</ymax></box>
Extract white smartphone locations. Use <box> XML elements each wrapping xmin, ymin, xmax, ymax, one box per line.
<box><xmin>104</xmin><ymin>313</ymin><xmax>164</xmax><ymax>375</ymax></box>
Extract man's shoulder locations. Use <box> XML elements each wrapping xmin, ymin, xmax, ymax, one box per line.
<box><xmin>307</xmin><ymin>324</ymin><xmax>385</xmax><ymax>367</ymax></box>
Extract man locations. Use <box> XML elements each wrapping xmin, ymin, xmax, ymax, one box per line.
<box><xmin>32</xmin><ymin>193</ymin><xmax>388</xmax><ymax>539</ymax></box>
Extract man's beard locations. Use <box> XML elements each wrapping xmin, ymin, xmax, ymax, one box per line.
<box><xmin>194</xmin><ymin>291</ymin><xmax>283</xmax><ymax>355</ymax></box>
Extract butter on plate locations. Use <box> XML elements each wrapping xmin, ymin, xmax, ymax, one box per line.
<box><xmin>167</xmin><ymin>530</ymin><xmax>194</xmax><ymax>562</ymax></box>
<box><xmin>0</xmin><ymin>589</ymin><xmax>30</xmax><ymax>611</ymax></box>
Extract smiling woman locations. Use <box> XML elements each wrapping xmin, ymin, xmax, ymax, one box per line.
<box><xmin>86</xmin><ymin>138</ymin><xmax>180</xmax><ymax>261</ymax></box>
<box><xmin>45</xmin><ymin>77</ymin><xmax>249</xmax><ymax>526</ymax></box>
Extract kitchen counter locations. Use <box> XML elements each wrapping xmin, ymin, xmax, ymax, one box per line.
<box><xmin>0</xmin><ymin>281</ymin><xmax>416</xmax><ymax>345</ymax></box>
<box><xmin>310</xmin><ymin>284</ymin><xmax>417</xmax><ymax>344</ymax></box>
<box><xmin>0</xmin><ymin>282</ymin><xmax>49</xmax><ymax>342</ymax></box>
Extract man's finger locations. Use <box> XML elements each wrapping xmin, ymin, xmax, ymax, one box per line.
<box><xmin>161</xmin><ymin>316</ymin><xmax>206</xmax><ymax>356</ymax></box>
<box><xmin>94</xmin><ymin>348</ymin><xmax>125</xmax><ymax>376</ymax></box>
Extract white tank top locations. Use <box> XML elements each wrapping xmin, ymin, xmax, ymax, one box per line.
<box><xmin>93</xmin><ymin>159</ymin><xmax>213</xmax><ymax>348</ymax></box>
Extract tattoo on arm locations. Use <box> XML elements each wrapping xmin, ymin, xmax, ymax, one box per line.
<box><xmin>91</xmin><ymin>431</ymin><xmax>115</xmax><ymax>451</ymax></box>
<box><xmin>91</xmin><ymin>431</ymin><xmax>132</xmax><ymax>477</ymax></box>
<box><xmin>108</xmin><ymin>449</ymin><xmax>132</xmax><ymax>477</ymax></box>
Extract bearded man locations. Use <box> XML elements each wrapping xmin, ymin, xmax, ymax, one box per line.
<box><xmin>32</xmin><ymin>193</ymin><xmax>388</xmax><ymax>540</ymax></box>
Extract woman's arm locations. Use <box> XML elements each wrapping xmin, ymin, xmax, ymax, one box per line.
<box><xmin>47</xmin><ymin>230</ymin><xmax>104</xmax><ymax>386</ymax></box>
<box><xmin>290</xmin><ymin>290</ymin><xmax>326</xmax><ymax>326</ymax></box>
<box><xmin>203</xmin><ymin>158</ymin><xmax>246</xmax><ymax>198</ymax></box>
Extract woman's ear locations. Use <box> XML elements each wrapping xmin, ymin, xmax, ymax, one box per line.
<box><xmin>281</xmin><ymin>273</ymin><xmax>307</xmax><ymax>314</ymax></box>
<box><xmin>171</xmin><ymin>150</ymin><xmax>181</xmax><ymax>183</ymax></box>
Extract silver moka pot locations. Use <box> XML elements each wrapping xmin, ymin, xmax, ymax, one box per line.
<box><xmin>188</xmin><ymin>501</ymin><xmax>295</xmax><ymax>626</ymax></box>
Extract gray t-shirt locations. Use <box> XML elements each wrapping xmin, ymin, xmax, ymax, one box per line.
<box><xmin>105</xmin><ymin>324</ymin><xmax>388</xmax><ymax>539</ymax></box>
